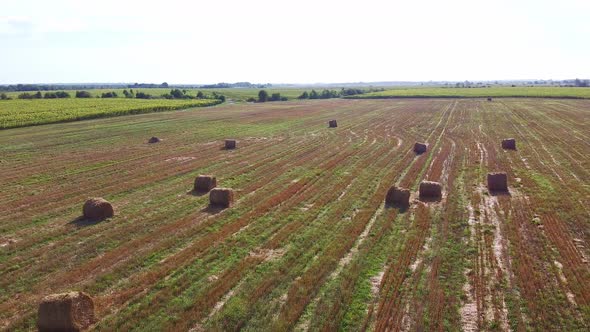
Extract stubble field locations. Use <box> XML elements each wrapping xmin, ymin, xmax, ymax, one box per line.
<box><xmin>1</xmin><ymin>98</ymin><xmax>588</xmax><ymax>331</ymax></box>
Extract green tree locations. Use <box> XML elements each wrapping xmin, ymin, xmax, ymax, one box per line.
<box><xmin>270</xmin><ymin>93</ymin><xmax>281</xmax><ymax>101</ymax></box>
<box><xmin>170</xmin><ymin>89</ymin><xmax>184</xmax><ymax>99</ymax></box>
<box><xmin>135</xmin><ymin>92</ymin><xmax>152</xmax><ymax>99</ymax></box>
<box><xmin>75</xmin><ymin>91</ymin><xmax>92</xmax><ymax>98</ymax></box>
<box><xmin>18</xmin><ymin>92</ymin><xmax>34</xmax><ymax>99</ymax></box>
<box><xmin>123</xmin><ymin>89</ymin><xmax>134</xmax><ymax>98</ymax></box>
<box><xmin>101</xmin><ymin>91</ymin><xmax>118</xmax><ymax>98</ymax></box>
<box><xmin>55</xmin><ymin>91</ymin><xmax>70</xmax><ymax>98</ymax></box>
<box><xmin>258</xmin><ymin>90</ymin><xmax>269</xmax><ymax>102</ymax></box>
<box><xmin>298</xmin><ymin>91</ymin><xmax>309</xmax><ymax>99</ymax></box>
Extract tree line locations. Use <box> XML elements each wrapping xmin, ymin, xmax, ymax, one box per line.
<box><xmin>200</xmin><ymin>82</ymin><xmax>271</xmax><ymax>89</ymax></box>
<box><xmin>0</xmin><ymin>89</ymin><xmax>226</xmax><ymax>102</ymax></box>
<box><xmin>246</xmin><ymin>88</ymin><xmax>385</xmax><ymax>103</ymax></box>
<box><xmin>10</xmin><ymin>91</ymin><xmax>93</xmax><ymax>99</ymax></box>
<box><xmin>248</xmin><ymin>90</ymin><xmax>288</xmax><ymax>103</ymax></box>
<box><xmin>573</xmin><ymin>79</ymin><xmax>589</xmax><ymax>87</ymax></box>
<box><xmin>11</xmin><ymin>91</ymin><xmax>71</xmax><ymax>99</ymax></box>
<box><xmin>161</xmin><ymin>89</ymin><xmax>225</xmax><ymax>101</ymax></box>
<box><xmin>297</xmin><ymin>87</ymin><xmax>384</xmax><ymax>100</ymax></box>
<box><xmin>0</xmin><ymin>81</ymin><xmax>272</xmax><ymax>92</ymax></box>
<box><xmin>0</xmin><ymin>84</ymin><xmax>127</xmax><ymax>92</ymax></box>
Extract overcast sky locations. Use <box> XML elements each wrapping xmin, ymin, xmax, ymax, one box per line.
<box><xmin>1</xmin><ymin>0</ymin><xmax>588</xmax><ymax>84</ymax></box>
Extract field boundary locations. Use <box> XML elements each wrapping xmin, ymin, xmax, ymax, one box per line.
<box><xmin>345</xmin><ymin>95</ymin><xmax>590</xmax><ymax>100</ymax></box>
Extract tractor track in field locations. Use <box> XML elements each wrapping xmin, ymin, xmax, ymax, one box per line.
<box><xmin>370</xmin><ymin>100</ymin><xmax>457</xmax><ymax>331</ymax></box>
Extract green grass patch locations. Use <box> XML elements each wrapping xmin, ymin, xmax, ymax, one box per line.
<box><xmin>349</xmin><ymin>87</ymin><xmax>590</xmax><ymax>99</ymax></box>
<box><xmin>529</xmin><ymin>171</ymin><xmax>555</xmax><ymax>193</ymax></box>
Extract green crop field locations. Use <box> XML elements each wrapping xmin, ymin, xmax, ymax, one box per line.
<box><xmin>0</xmin><ymin>98</ymin><xmax>222</xmax><ymax>129</ymax></box>
<box><xmin>1</xmin><ymin>98</ymin><xmax>588</xmax><ymax>331</ymax></box>
<box><xmin>351</xmin><ymin>86</ymin><xmax>590</xmax><ymax>99</ymax></box>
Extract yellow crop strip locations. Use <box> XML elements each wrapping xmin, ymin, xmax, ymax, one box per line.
<box><xmin>0</xmin><ymin>98</ymin><xmax>221</xmax><ymax>129</ymax></box>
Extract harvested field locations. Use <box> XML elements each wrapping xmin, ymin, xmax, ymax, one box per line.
<box><xmin>0</xmin><ymin>98</ymin><xmax>588</xmax><ymax>331</ymax></box>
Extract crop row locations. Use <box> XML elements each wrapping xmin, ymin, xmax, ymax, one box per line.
<box><xmin>0</xmin><ymin>98</ymin><xmax>221</xmax><ymax>129</ymax></box>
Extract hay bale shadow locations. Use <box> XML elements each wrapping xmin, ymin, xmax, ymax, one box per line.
<box><xmin>489</xmin><ymin>189</ymin><xmax>511</xmax><ymax>197</ymax></box>
<box><xmin>418</xmin><ymin>195</ymin><xmax>442</xmax><ymax>203</ymax></box>
<box><xmin>201</xmin><ymin>204</ymin><xmax>226</xmax><ymax>214</ymax></box>
<box><xmin>69</xmin><ymin>216</ymin><xmax>105</xmax><ymax>227</ymax></box>
<box><xmin>187</xmin><ymin>189</ymin><xmax>209</xmax><ymax>197</ymax></box>
<box><xmin>385</xmin><ymin>202</ymin><xmax>409</xmax><ymax>213</ymax></box>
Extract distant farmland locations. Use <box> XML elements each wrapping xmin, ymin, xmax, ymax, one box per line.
<box><xmin>352</xmin><ymin>86</ymin><xmax>590</xmax><ymax>99</ymax></box>
<box><xmin>1</xmin><ymin>98</ymin><xmax>588</xmax><ymax>331</ymax></box>
<box><xmin>0</xmin><ymin>86</ymin><xmax>378</xmax><ymax>129</ymax></box>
